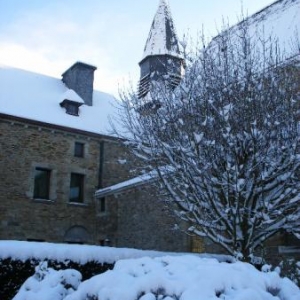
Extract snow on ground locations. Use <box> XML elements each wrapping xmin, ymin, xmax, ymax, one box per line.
<box><xmin>3</xmin><ymin>241</ymin><xmax>299</xmax><ymax>300</ymax></box>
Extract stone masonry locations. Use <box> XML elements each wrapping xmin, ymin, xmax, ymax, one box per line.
<box><xmin>0</xmin><ymin>115</ymin><xmax>120</xmax><ymax>245</ymax></box>
<box><xmin>0</xmin><ymin>113</ymin><xmax>192</xmax><ymax>252</ymax></box>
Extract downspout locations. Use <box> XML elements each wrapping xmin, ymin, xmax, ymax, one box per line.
<box><xmin>98</xmin><ymin>141</ymin><xmax>104</xmax><ymax>189</ymax></box>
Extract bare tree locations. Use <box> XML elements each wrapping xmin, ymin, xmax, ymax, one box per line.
<box><xmin>117</xmin><ymin>22</ymin><xmax>300</xmax><ymax>261</ymax></box>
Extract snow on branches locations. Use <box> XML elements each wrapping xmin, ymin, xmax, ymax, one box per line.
<box><xmin>118</xmin><ymin>21</ymin><xmax>300</xmax><ymax>261</ymax></box>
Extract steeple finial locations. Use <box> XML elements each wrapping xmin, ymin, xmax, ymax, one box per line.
<box><xmin>142</xmin><ymin>0</ymin><xmax>181</xmax><ymax>60</ymax></box>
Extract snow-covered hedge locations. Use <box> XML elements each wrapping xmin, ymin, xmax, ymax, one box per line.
<box><xmin>14</xmin><ymin>255</ymin><xmax>300</xmax><ymax>300</ymax></box>
<box><xmin>0</xmin><ymin>257</ymin><xmax>114</xmax><ymax>300</ymax></box>
<box><xmin>2</xmin><ymin>241</ymin><xmax>299</xmax><ymax>300</ymax></box>
<box><xmin>0</xmin><ymin>241</ymin><xmax>168</xmax><ymax>300</ymax></box>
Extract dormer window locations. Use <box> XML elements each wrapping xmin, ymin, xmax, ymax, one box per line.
<box><xmin>59</xmin><ymin>89</ymin><xmax>85</xmax><ymax>116</ymax></box>
<box><xmin>60</xmin><ymin>100</ymin><xmax>82</xmax><ymax>116</ymax></box>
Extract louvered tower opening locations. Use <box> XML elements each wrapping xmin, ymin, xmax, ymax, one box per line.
<box><xmin>138</xmin><ymin>0</ymin><xmax>185</xmax><ymax>100</ymax></box>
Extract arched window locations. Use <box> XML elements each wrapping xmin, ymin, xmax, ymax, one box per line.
<box><xmin>64</xmin><ymin>225</ymin><xmax>90</xmax><ymax>244</ymax></box>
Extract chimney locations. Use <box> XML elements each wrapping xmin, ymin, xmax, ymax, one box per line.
<box><xmin>62</xmin><ymin>62</ymin><xmax>97</xmax><ymax>106</ymax></box>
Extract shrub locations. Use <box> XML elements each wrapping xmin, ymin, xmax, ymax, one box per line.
<box><xmin>279</xmin><ymin>258</ymin><xmax>300</xmax><ymax>286</ymax></box>
<box><xmin>0</xmin><ymin>258</ymin><xmax>114</xmax><ymax>300</ymax></box>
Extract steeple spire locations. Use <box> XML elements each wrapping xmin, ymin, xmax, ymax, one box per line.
<box><xmin>143</xmin><ymin>0</ymin><xmax>181</xmax><ymax>59</ymax></box>
<box><xmin>138</xmin><ymin>0</ymin><xmax>184</xmax><ymax>99</ymax></box>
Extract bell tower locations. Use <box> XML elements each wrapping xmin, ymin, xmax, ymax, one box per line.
<box><xmin>138</xmin><ymin>0</ymin><xmax>184</xmax><ymax>99</ymax></box>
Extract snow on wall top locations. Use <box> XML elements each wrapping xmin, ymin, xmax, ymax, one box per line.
<box><xmin>0</xmin><ymin>64</ymin><xmax>120</xmax><ymax>136</ymax></box>
<box><xmin>142</xmin><ymin>0</ymin><xmax>181</xmax><ymax>60</ymax></box>
<box><xmin>0</xmin><ymin>240</ymin><xmax>168</xmax><ymax>264</ymax></box>
<box><xmin>212</xmin><ymin>0</ymin><xmax>300</xmax><ymax>59</ymax></box>
<box><xmin>0</xmin><ymin>240</ymin><xmax>233</xmax><ymax>264</ymax></box>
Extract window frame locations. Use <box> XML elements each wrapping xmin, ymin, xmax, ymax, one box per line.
<box><xmin>69</xmin><ymin>173</ymin><xmax>85</xmax><ymax>203</ymax></box>
<box><xmin>100</xmin><ymin>197</ymin><xmax>106</xmax><ymax>212</ymax></box>
<box><xmin>60</xmin><ymin>99</ymin><xmax>82</xmax><ymax>116</ymax></box>
<box><xmin>66</xmin><ymin>102</ymin><xmax>79</xmax><ymax>116</ymax></box>
<box><xmin>74</xmin><ymin>142</ymin><xmax>85</xmax><ymax>158</ymax></box>
<box><xmin>33</xmin><ymin>167</ymin><xmax>51</xmax><ymax>200</ymax></box>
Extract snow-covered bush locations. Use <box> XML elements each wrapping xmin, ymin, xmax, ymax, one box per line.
<box><xmin>0</xmin><ymin>241</ymin><xmax>171</xmax><ymax>300</ymax></box>
<box><xmin>0</xmin><ymin>257</ymin><xmax>114</xmax><ymax>300</ymax></box>
<box><xmin>13</xmin><ymin>261</ymin><xmax>82</xmax><ymax>300</ymax></box>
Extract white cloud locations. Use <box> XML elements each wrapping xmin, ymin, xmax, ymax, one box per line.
<box><xmin>0</xmin><ymin>0</ymin><xmax>276</xmax><ymax>97</ymax></box>
<box><xmin>0</xmin><ymin>3</ymin><xmax>146</xmax><ymax>96</ymax></box>
<box><xmin>0</xmin><ymin>43</ymin><xmax>64</xmax><ymax>76</ymax></box>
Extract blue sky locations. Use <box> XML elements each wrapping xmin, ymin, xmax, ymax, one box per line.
<box><xmin>0</xmin><ymin>0</ymin><xmax>275</xmax><ymax>96</ymax></box>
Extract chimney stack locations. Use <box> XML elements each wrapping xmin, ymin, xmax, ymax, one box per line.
<box><xmin>62</xmin><ymin>62</ymin><xmax>97</xmax><ymax>106</ymax></box>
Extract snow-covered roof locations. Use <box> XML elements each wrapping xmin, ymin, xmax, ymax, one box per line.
<box><xmin>95</xmin><ymin>171</ymin><xmax>158</xmax><ymax>198</ymax></box>
<box><xmin>0</xmin><ymin>64</ymin><xmax>119</xmax><ymax>137</ymax></box>
<box><xmin>142</xmin><ymin>0</ymin><xmax>181</xmax><ymax>60</ymax></box>
<box><xmin>60</xmin><ymin>89</ymin><xmax>84</xmax><ymax>104</ymax></box>
<box><xmin>212</xmin><ymin>0</ymin><xmax>300</xmax><ymax>60</ymax></box>
<box><xmin>95</xmin><ymin>166</ymin><xmax>175</xmax><ymax>198</ymax></box>
<box><xmin>246</xmin><ymin>0</ymin><xmax>300</xmax><ymax>36</ymax></box>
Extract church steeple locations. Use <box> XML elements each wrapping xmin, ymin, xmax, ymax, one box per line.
<box><xmin>138</xmin><ymin>0</ymin><xmax>184</xmax><ymax>99</ymax></box>
<box><xmin>143</xmin><ymin>0</ymin><xmax>181</xmax><ymax>59</ymax></box>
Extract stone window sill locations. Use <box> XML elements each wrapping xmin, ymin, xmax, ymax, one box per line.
<box><xmin>68</xmin><ymin>202</ymin><xmax>88</xmax><ymax>207</ymax></box>
<box><xmin>97</xmin><ymin>212</ymin><xmax>109</xmax><ymax>217</ymax></box>
<box><xmin>278</xmin><ymin>246</ymin><xmax>300</xmax><ymax>254</ymax></box>
<box><xmin>32</xmin><ymin>198</ymin><xmax>55</xmax><ymax>204</ymax></box>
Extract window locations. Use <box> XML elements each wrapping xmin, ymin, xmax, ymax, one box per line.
<box><xmin>64</xmin><ymin>226</ymin><xmax>90</xmax><ymax>244</ymax></box>
<box><xmin>191</xmin><ymin>236</ymin><xmax>204</xmax><ymax>253</ymax></box>
<box><xmin>100</xmin><ymin>238</ymin><xmax>111</xmax><ymax>246</ymax></box>
<box><xmin>60</xmin><ymin>100</ymin><xmax>82</xmax><ymax>116</ymax></box>
<box><xmin>100</xmin><ymin>197</ymin><xmax>106</xmax><ymax>212</ymax></box>
<box><xmin>69</xmin><ymin>173</ymin><xmax>84</xmax><ymax>203</ymax></box>
<box><xmin>33</xmin><ymin>168</ymin><xmax>51</xmax><ymax>199</ymax></box>
<box><xmin>74</xmin><ymin>142</ymin><xmax>84</xmax><ymax>157</ymax></box>
<box><xmin>66</xmin><ymin>102</ymin><xmax>79</xmax><ymax>116</ymax></box>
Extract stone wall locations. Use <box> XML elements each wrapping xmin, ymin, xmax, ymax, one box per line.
<box><xmin>0</xmin><ymin>116</ymin><xmax>121</xmax><ymax>245</ymax></box>
<box><xmin>116</xmin><ymin>185</ymin><xmax>191</xmax><ymax>252</ymax></box>
<box><xmin>263</xmin><ymin>233</ymin><xmax>300</xmax><ymax>266</ymax></box>
<box><xmin>3</xmin><ymin>115</ymin><xmax>298</xmax><ymax>258</ymax></box>
<box><xmin>0</xmin><ymin>115</ymin><xmax>192</xmax><ymax>252</ymax></box>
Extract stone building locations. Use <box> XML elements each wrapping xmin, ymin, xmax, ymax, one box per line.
<box><xmin>0</xmin><ymin>0</ymin><xmax>192</xmax><ymax>252</ymax></box>
<box><xmin>0</xmin><ymin>59</ymin><xmax>190</xmax><ymax>251</ymax></box>
<box><xmin>0</xmin><ymin>0</ymin><xmax>300</xmax><ymax>261</ymax></box>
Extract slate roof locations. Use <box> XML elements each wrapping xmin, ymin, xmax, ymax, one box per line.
<box><xmin>142</xmin><ymin>0</ymin><xmax>181</xmax><ymax>60</ymax></box>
